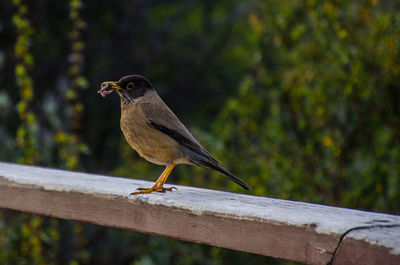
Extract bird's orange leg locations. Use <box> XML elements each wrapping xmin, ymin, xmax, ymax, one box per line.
<box><xmin>130</xmin><ymin>164</ymin><xmax>176</xmax><ymax>195</ymax></box>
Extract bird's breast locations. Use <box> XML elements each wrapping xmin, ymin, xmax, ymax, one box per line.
<box><xmin>120</xmin><ymin>103</ymin><xmax>189</xmax><ymax>165</ymax></box>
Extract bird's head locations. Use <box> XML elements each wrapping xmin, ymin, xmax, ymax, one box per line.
<box><xmin>98</xmin><ymin>75</ymin><xmax>154</xmax><ymax>103</ymax></box>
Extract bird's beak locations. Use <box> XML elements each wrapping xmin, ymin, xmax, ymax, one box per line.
<box><xmin>98</xmin><ymin>81</ymin><xmax>121</xmax><ymax>98</ymax></box>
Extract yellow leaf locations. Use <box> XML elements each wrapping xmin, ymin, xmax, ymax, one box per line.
<box><xmin>322</xmin><ymin>136</ymin><xmax>333</xmax><ymax>147</ymax></box>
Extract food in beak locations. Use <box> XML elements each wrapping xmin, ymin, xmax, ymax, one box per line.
<box><xmin>98</xmin><ymin>83</ymin><xmax>114</xmax><ymax>98</ymax></box>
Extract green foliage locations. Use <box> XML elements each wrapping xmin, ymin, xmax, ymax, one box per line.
<box><xmin>0</xmin><ymin>0</ymin><xmax>399</xmax><ymax>264</ymax></box>
<box><xmin>12</xmin><ymin>0</ymin><xmax>39</xmax><ymax>165</ymax></box>
<box><xmin>212</xmin><ymin>0</ymin><xmax>400</xmax><ymax>213</ymax></box>
<box><xmin>58</xmin><ymin>0</ymin><xmax>88</xmax><ymax>171</ymax></box>
<box><xmin>0</xmin><ymin>211</ymin><xmax>60</xmax><ymax>265</ymax></box>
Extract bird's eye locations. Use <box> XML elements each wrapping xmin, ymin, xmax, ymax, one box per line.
<box><xmin>126</xmin><ymin>82</ymin><xmax>135</xmax><ymax>90</ymax></box>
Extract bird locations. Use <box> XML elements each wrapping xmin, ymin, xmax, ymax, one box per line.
<box><xmin>98</xmin><ymin>75</ymin><xmax>250</xmax><ymax>195</ymax></box>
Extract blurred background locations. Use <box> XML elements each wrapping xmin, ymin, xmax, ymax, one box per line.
<box><xmin>0</xmin><ymin>0</ymin><xmax>399</xmax><ymax>264</ymax></box>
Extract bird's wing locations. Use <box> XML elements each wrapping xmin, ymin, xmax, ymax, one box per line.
<box><xmin>140</xmin><ymin>94</ymin><xmax>219</xmax><ymax>164</ymax></box>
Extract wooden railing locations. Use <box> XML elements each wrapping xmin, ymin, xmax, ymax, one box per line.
<box><xmin>0</xmin><ymin>162</ymin><xmax>399</xmax><ymax>265</ymax></box>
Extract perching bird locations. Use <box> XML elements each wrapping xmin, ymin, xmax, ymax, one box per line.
<box><xmin>98</xmin><ymin>75</ymin><xmax>250</xmax><ymax>195</ymax></box>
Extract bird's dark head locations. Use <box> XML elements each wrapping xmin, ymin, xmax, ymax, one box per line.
<box><xmin>98</xmin><ymin>75</ymin><xmax>154</xmax><ymax>103</ymax></box>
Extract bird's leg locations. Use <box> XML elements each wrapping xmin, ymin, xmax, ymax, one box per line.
<box><xmin>158</xmin><ymin>163</ymin><xmax>177</xmax><ymax>191</ymax></box>
<box><xmin>130</xmin><ymin>164</ymin><xmax>176</xmax><ymax>195</ymax></box>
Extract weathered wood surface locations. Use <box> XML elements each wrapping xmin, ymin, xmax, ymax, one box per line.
<box><xmin>0</xmin><ymin>162</ymin><xmax>399</xmax><ymax>265</ymax></box>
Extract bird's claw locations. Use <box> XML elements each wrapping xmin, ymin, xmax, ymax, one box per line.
<box><xmin>160</xmin><ymin>186</ymin><xmax>177</xmax><ymax>192</ymax></box>
<box><xmin>129</xmin><ymin>186</ymin><xmax>177</xmax><ymax>195</ymax></box>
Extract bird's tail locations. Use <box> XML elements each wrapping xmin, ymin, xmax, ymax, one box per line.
<box><xmin>190</xmin><ymin>159</ymin><xmax>251</xmax><ymax>190</ymax></box>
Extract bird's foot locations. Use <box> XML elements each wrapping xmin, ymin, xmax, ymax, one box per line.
<box><xmin>130</xmin><ymin>186</ymin><xmax>177</xmax><ymax>195</ymax></box>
